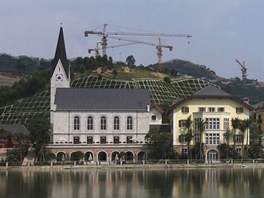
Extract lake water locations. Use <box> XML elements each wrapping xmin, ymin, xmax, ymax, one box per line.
<box><xmin>1</xmin><ymin>167</ymin><xmax>264</xmax><ymax>198</ymax></box>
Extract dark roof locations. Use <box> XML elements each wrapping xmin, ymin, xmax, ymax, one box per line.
<box><xmin>170</xmin><ymin>85</ymin><xmax>254</xmax><ymax>111</ymax></box>
<box><xmin>253</xmin><ymin>101</ymin><xmax>264</xmax><ymax>109</ymax></box>
<box><xmin>193</xmin><ymin>85</ymin><xmax>231</xmax><ymax>97</ymax></box>
<box><xmin>0</xmin><ymin>124</ymin><xmax>29</xmax><ymax>135</ymax></box>
<box><xmin>55</xmin><ymin>88</ymin><xmax>150</xmax><ymax>111</ymax></box>
<box><xmin>51</xmin><ymin>27</ymin><xmax>70</xmax><ymax>78</ymax></box>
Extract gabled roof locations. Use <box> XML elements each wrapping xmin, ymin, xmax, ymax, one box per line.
<box><xmin>150</xmin><ymin>103</ymin><xmax>164</xmax><ymax>114</ymax></box>
<box><xmin>253</xmin><ymin>101</ymin><xmax>264</xmax><ymax>110</ymax></box>
<box><xmin>51</xmin><ymin>27</ymin><xmax>70</xmax><ymax>78</ymax></box>
<box><xmin>0</xmin><ymin>124</ymin><xmax>29</xmax><ymax>135</ymax></box>
<box><xmin>55</xmin><ymin>88</ymin><xmax>150</xmax><ymax>111</ymax></box>
<box><xmin>193</xmin><ymin>85</ymin><xmax>231</xmax><ymax>97</ymax></box>
<box><xmin>170</xmin><ymin>85</ymin><xmax>254</xmax><ymax>110</ymax></box>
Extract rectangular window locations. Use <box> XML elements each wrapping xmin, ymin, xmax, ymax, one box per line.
<box><xmin>179</xmin><ymin>135</ymin><xmax>187</xmax><ymax>143</ymax></box>
<box><xmin>127</xmin><ymin>117</ymin><xmax>133</xmax><ymax>130</ymax></box>
<box><xmin>206</xmin><ymin>133</ymin><xmax>220</xmax><ymax>144</ymax></box>
<box><xmin>194</xmin><ymin>118</ymin><xmax>202</xmax><ymax>130</ymax></box>
<box><xmin>182</xmin><ymin>148</ymin><xmax>188</xmax><ymax>157</ymax></box>
<box><xmin>181</xmin><ymin>107</ymin><xmax>189</xmax><ymax>114</ymax></box>
<box><xmin>258</xmin><ymin>114</ymin><xmax>262</xmax><ymax>124</ymax></box>
<box><xmin>87</xmin><ymin>136</ymin><xmax>93</xmax><ymax>144</ymax></box>
<box><xmin>218</xmin><ymin>107</ymin><xmax>225</xmax><ymax>112</ymax></box>
<box><xmin>74</xmin><ymin>116</ymin><xmax>80</xmax><ymax>130</ymax></box>
<box><xmin>127</xmin><ymin>136</ymin><xmax>133</xmax><ymax>144</ymax></box>
<box><xmin>205</xmin><ymin>118</ymin><xmax>220</xmax><ymax>130</ymax></box>
<box><xmin>198</xmin><ymin>107</ymin><xmax>206</xmax><ymax>112</ymax></box>
<box><xmin>114</xmin><ymin>116</ymin><xmax>120</xmax><ymax>130</ymax></box>
<box><xmin>113</xmin><ymin>136</ymin><xmax>119</xmax><ymax>144</ymax></box>
<box><xmin>100</xmin><ymin>136</ymin><xmax>107</xmax><ymax>144</ymax></box>
<box><xmin>223</xmin><ymin>118</ymin><xmax>229</xmax><ymax>130</ymax></box>
<box><xmin>208</xmin><ymin>107</ymin><xmax>215</xmax><ymax>112</ymax></box>
<box><xmin>179</xmin><ymin>120</ymin><xmax>187</xmax><ymax>128</ymax></box>
<box><xmin>101</xmin><ymin>116</ymin><xmax>107</xmax><ymax>130</ymax></box>
<box><xmin>223</xmin><ymin>132</ymin><xmax>230</xmax><ymax>144</ymax></box>
<box><xmin>151</xmin><ymin>115</ymin><xmax>157</xmax><ymax>121</ymax></box>
<box><xmin>73</xmin><ymin>136</ymin><xmax>80</xmax><ymax>144</ymax></box>
<box><xmin>194</xmin><ymin>134</ymin><xmax>200</xmax><ymax>143</ymax></box>
<box><xmin>236</xmin><ymin>148</ymin><xmax>242</xmax><ymax>156</ymax></box>
<box><xmin>234</xmin><ymin>135</ymin><xmax>242</xmax><ymax>143</ymax></box>
<box><xmin>87</xmin><ymin>116</ymin><xmax>93</xmax><ymax>130</ymax></box>
<box><xmin>236</xmin><ymin>107</ymin><xmax>243</xmax><ymax>114</ymax></box>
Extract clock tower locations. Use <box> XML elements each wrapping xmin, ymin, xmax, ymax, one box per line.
<box><xmin>50</xmin><ymin>27</ymin><xmax>70</xmax><ymax>114</ymax></box>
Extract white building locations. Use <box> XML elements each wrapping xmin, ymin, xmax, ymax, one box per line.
<box><xmin>48</xmin><ymin>27</ymin><xmax>155</xmax><ymax>163</ymax></box>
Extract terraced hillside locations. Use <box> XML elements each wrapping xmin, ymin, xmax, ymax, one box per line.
<box><xmin>0</xmin><ymin>75</ymin><xmax>212</xmax><ymax>124</ymax></box>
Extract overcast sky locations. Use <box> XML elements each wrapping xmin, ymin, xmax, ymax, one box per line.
<box><xmin>1</xmin><ymin>0</ymin><xmax>264</xmax><ymax>81</ymax></box>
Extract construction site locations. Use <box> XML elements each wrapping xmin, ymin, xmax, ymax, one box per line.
<box><xmin>84</xmin><ymin>24</ymin><xmax>191</xmax><ymax>64</ymax></box>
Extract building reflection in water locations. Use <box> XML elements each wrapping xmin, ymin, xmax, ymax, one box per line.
<box><xmin>1</xmin><ymin>168</ymin><xmax>264</xmax><ymax>198</ymax></box>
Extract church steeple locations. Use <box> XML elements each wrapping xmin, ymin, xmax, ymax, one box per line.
<box><xmin>50</xmin><ymin>27</ymin><xmax>70</xmax><ymax>113</ymax></box>
<box><xmin>51</xmin><ymin>26</ymin><xmax>70</xmax><ymax>78</ymax></box>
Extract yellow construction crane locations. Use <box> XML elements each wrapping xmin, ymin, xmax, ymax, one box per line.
<box><xmin>107</xmin><ymin>36</ymin><xmax>173</xmax><ymax>63</ymax></box>
<box><xmin>235</xmin><ymin>59</ymin><xmax>247</xmax><ymax>81</ymax></box>
<box><xmin>84</xmin><ymin>23</ymin><xmax>191</xmax><ymax>62</ymax></box>
<box><xmin>88</xmin><ymin>42</ymin><xmax>139</xmax><ymax>58</ymax></box>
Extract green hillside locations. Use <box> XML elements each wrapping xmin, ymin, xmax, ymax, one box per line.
<box><xmin>2</xmin><ymin>55</ymin><xmax>263</xmax><ymax>125</ymax></box>
<box><xmin>148</xmin><ymin>59</ymin><xmax>221</xmax><ymax>80</ymax></box>
<box><xmin>0</xmin><ymin>53</ymin><xmax>51</xmax><ymax>75</ymax></box>
<box><xmin>0</xmin><ymin>75</ymin><xmax>212</xmax><ymax>125</ymax></box>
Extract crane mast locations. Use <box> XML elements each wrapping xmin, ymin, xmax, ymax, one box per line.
<box><xmin>88</xmin><ymin>42</ymin><xmax>138</xmax><ymax>57</ymax></box>
<box><xmin>107</xmin><ymin>36</ymin><xmax>173</xmax><ymax>63</ymax></box>
<box><xmin>101</xmin><ymin>24</ymin><xmax>108</xmax><ymax>56</ymax></box>
<box><xmin>84</xmin><ymin>23</ymin><xmax>191</xmax><ymax>62</ymax></box>
<box><xmin>235</xmin><ymin>59</ymin><xmax>247</xmax><ymax>82</ymax></box>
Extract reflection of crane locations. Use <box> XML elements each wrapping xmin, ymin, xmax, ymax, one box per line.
<box><xmin>235</xmin><ymin>59</ymin><xmax>247</xmax><ymax>81</ymax></box>
<box><xmin>88</xmin><ymin>42</ymin><xmax>138</xmax><ymax>58</ymax></box>
<box><xmin>84</xmin><ymin>23</ymin><xmax>191</xmax><ymax>59</ymax></box>
<box><xmin>108</xmin><ymin>36</ymin><xmax>173</xmax><ymax>63</ymax></box>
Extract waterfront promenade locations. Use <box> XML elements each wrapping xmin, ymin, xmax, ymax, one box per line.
<box><xmin>1</xmin><ymin>160</ymin><xmax>264</xmax><ymax>171</ymax></box>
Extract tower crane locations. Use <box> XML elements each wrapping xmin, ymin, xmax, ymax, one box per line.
<box><xmin>84</xmin><ymin>23</ymin><xmax>191</xmax><ymax>58</ymax></box>
<box><xmin>88</xmin><ymin>42</ymin><xmax>139</xmax><ymax>58</ymax></box>
<box><xmin>235</xmin><ymin>59</ymin><xmax>247</xmax><ymax>82</ymax></box>
<box><xmin>107</xmin><ymin>36</ymin><xmax>173</xmax><ymax>63</ymax></box>
<box><xmin>93</xmin><ymin>42</ymin><xmax>101</xmax><ymax>57</ymax></box>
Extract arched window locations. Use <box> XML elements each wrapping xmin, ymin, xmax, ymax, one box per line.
<box><xmin>114</xmin><ymin>116</ymin><xmax>120</xmax><ymax>130</ymax></box>
<box><xmin>101</xmin><ymin>116</ymin><xmax>107</xmax><ymax>130</ymax></box>
<box><xmin>87</xmin><ymin>116</ymin><xmax>93</xmax><ymax>130</ymax></box>
<box><xmin>127</xmin><ymin>116</ymin><xmax>133</xmax><ymax>130</ymax></box>
<box><xmin>74</xmin><ymin>116</ymin><xmax>80</xmax><ymax>130</ymax></box>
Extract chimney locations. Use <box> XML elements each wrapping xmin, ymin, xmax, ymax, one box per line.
<box><xmin>147</xmin><ymin>105</ymin><xmax>150</xmax><ymax>112</ymax></box>
<box><xmin>243</xmin><ymin>98</ymin><xmax>249</xmax><ymax>104</ymax></box>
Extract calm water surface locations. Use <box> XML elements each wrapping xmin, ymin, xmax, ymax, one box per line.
<box><xmin>1</xmin><ymin>167</ymin><xmax>264</xmax><ymax>198</ymax></box>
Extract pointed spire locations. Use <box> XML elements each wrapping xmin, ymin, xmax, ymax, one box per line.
<box><xmin>51</xmin><ymin>26</ymin><xmax>70</xmax><ymax>78</ymax></box>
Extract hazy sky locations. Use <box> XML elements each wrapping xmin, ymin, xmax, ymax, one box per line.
<box><xmin>0</xmin><ymin>0</ymin><xmax>264</xmax><ymax>81</ymax></box>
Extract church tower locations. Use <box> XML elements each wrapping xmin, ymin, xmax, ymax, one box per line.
<box><xmin>50</xmin><ymin>27</ymin><xmax>70</xmax><ymax>117</ymax></box>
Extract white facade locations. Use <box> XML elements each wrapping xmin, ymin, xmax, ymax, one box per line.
<box><xmin>48</xmin><ymin>27</ymin><xmax>158</xmax><ymax>162</ymax></box>
<box><xmin>149</xmin><ymin>107</ymin><xmax>163</xmax><ymax>125</ymax></box>
<box><xmin>50</xmin><ymin>59</ymin><xmax>70</xmax><ymax>126</ymax></box>
<box><xmin>52</xmin><ymin>111</ymin><xmax>150</xmax><ymax>144</ymax></box>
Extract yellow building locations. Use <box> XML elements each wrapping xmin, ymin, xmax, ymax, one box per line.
<box><xmin>170</xmin><ymin>85</ymin><xmax>253</xmax><ymax>161</ymax></box>
<box><xmin>254</xmin><ymin>103</ymin><xmax>264</xmax><ymax>133</ymax></box>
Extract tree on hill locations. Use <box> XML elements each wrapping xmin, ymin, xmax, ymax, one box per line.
<box><xmin>149</xmin><ymin>59</ymin><xmax>218</xmax><ymax>80</ymax></box>
<box><xmin>126</xmin><ymin>55</ymin><xmax>136</xmax><ymax>67</ymax></box>
<box><xmin>0</xmin><ymin>69</ymin><xmax>50</xmax><ymax>107</ymax></box>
